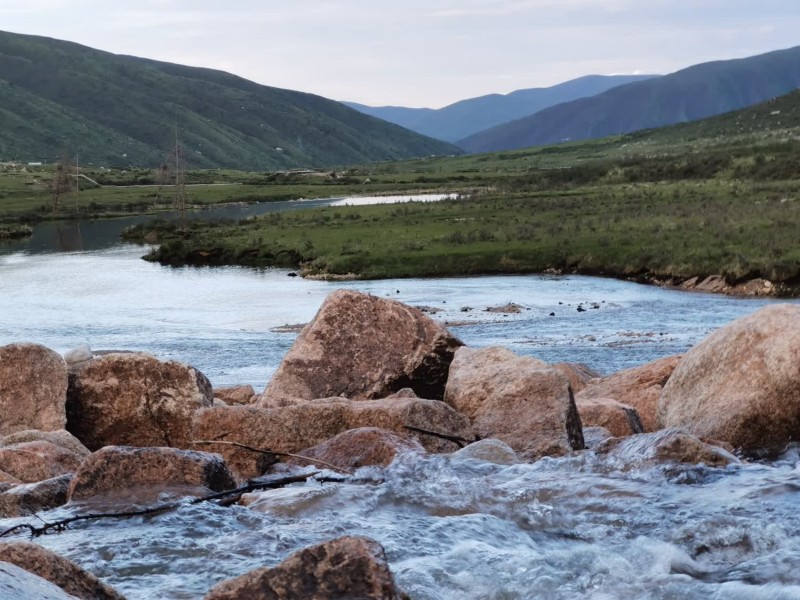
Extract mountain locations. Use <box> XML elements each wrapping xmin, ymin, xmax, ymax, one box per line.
<box><xmin>0</xmin><ymin>31</ymin><xmax>458</xmax><ymax>169</ymax></box>
<box><xmin>344</xmin><ymin>74</ymin><xmax>658</xmax><ymax>142</ymax></box>
<box><xmin>459</xmin><ymin>46</ymin><xmax>800</xmax><ymax>153</ymax></box>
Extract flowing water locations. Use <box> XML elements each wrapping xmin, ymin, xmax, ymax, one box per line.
<box><xmin>0</xmin><ymin>198</ymin><xmax>798</xmax><ymax>599</ymax></box>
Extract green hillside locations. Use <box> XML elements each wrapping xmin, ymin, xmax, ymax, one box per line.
<box><xmin>0</xmin><ymin>31</ymin><xmax>458</xmax><ymax>169</ymax></box>
<box><xmin>459</xmin><ymin>46</ymin><xmax>800</xmax><ymax>153</ymax></box>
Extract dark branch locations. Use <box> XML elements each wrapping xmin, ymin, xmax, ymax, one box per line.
<box><xmin>191</xmin><ymin>439</ymin><xmax>353</xmax><ymax>475</ymax></box>
<box><xmin>404</xmin><ymin>425</ymin><xmax>474</xmax><ymax>448</ymax></box>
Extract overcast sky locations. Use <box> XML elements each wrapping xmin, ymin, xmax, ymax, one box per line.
<box><xmin>2</xmin><ymin>1</ymin><xmax>799</xmax><ymax>108</ymax></box>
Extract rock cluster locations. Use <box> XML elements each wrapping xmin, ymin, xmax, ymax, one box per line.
<box><xmin>1</xmin><ymin>294</ymin><xmax>796</xmax><ymax>598</ymax></box>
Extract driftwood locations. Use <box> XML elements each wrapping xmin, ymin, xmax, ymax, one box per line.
<box><xmin>0</xmin><ymin>471</ymin><xmax>328</xmax><ymax>539</ymax></box>
<box><xmin>404</xmin><ymin>425</ymin><xmax>476</xmax><ymax>448</ymax></box>
<box><xmin>191</xmin><ymin>439</ymin><xmax>354</xmax><ymax>475</ymax></box>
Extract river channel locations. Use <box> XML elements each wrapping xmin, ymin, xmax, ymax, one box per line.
<box><xmin>0</xmin><ymin>196</ymin><xmax>798</xmax><ymax>599</ymax></box>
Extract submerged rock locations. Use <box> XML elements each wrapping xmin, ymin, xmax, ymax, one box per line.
<box><xmin>0</xmin><ymin>343</ymin><xmax>67</xmax><ymax>435</ymax></box>
<box><xmin>66</xmin><ymin>352</ymin><xmax>213</xmax><ymax>451</ymax></box>
<box><xmin>596</xmin><ymin>428</ymin><xmax>738</xmax><ymax>468</ymax></box>
<box><xmin>68</xmin><ymin>446</ymin><xmax>236</xmax><ymax>501</ymax></box>
<box><xmin>204</xmin><ymin>536</ymin><xmax>407</xmax><ymax>600</ymax></box>
<box><xmin>658</xmin><ymin>304</ymin><xmax>800</xmax><ymax>453</ymax></box>
<box><xmin>444</xmin><ymin>346</ymin><xmax>583</xmax><ymax>460</ymax></box>
<box><xmin>452</xmin><ymin>439</ymin><xmax>518</xmax><ymax>465</ymax></box>
<box><xmin>576</xmin><ymin>397</ymin><xmax>644</xmax><ymax>438</ymax></box>
<box><xmin>0</xmin><ymin>541</ymin><xmax>126</xmax><ymax>600</ymax></box>
<box><xmin>0</xmin><ymin>474</ymin><xmax>73</xmax><ymax>517</ymax></box>
<box><xmin>294</xmin><ymin>427</ymin><xmax>424</xmax><ymax>471</ymax></box>
<box><xmin>260</xmin><ymin>290</ymin><xmax>462</xmax><ymax>405</ymax></box>
<box><xmin>577</xmin><ymin>354</ymin><xmax>680</xmax><ymax>432</ymax></box>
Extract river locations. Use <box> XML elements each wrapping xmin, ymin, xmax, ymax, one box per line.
<box><xmin>0</xmin><ymin>198</ymin><xmax>798</xmax><ymax>599</ymax></box>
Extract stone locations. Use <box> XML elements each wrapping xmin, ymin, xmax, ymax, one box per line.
<box><xmin>552</xmin><ymin>362</ymin><xmax>601</xmax><ymax>393</ymax></box>
<box><xmin>295</xmin><ymin>427</ymin><xmax>424</xmax><ymax>470</ymax></box>
<box><xmin>0</xmin><ymin>474</ymin><xmax>72</xmax><ymax>517</ymax></box>
<box><xmin>63</xmin><ymin>345</ymin><xmax>93</xmax><ymax>367</ymax></box>
<box><xmin>576</xmin><ymin>397</ymin><xmax>644</xmax><ymax>438</ymax></box>
<box><xmin>0</xmin><ymin>541</ymin><xmax>126</xmax><ymax>600</ymax></box>
<box><xmin>0</xmin><ymin>429</ymin><xmax>91</xmax><ymax>459</ymax></box>
<box><xmin>0</xmin><ymin>440</ymin><xmax>83</xmax><ymax>483</ymax></box>
<box><xmin>577</xmin><ymin>355</ymin><xmax>681</xmax><ymax>432</ymax></box>
<box><xmin>658</xmin><ymin>304</ymin><xmax>800</xmax><ymax>453</ymax></box>
<box><xmin>214</xmin><ymin>385</ymin><xmax>257</xmax><ymax>406</ymax></box>
<box><xmin>595</xmin><ymin>428</ymin><xmax>738</xmax><ymax>468</ymax></box>
<box><xmin>0</xmin><ymin>561</ymin><xmax>83</xmax><ymax>600</ymax></box>
<box><xmin>193</xmin><ymin>397</ymin><xmax>473</xmax><ymax>479</ymax></box>
<box><xmin>204</xmin><ymin>536</ymin><xmax>406</xmax><ymax>600</ymax></box>
<box><xmin>443</xmin><ymin>347</ymin><xmax>583</xmax><ymax>460</ymax></box>
<box><xmin>66</xmin><ymin>352</ymin><xmax>213</xmax><ymax>451</ymax></box>
<box><xmin>0</xmin><ymin>343</ymin><xmax>68</xmax><ymax>435</ymax></box>
<box><xmin>68</xmin><ymin>446</ymin><xmax>236</xmax><ymax>501</ymax></box>
<box><xmin>582</xmin><ymin>426</ymin><xmax>614</xmax><ymax>449</ymax></box>
<box><xmin>451</xmin><ymin>439</ymin><xmax>518</xmax><ymax>465</ymax></box>
<box><xmin>260</xmin><ymin>290</ymin><xmax>462</xmax><ymax>405</ymax></box>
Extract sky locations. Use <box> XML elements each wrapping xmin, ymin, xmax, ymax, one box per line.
<box><xmin>2</xmin><ymin>0</ymin><xmax>799</xmax><ymax>108</ymax></box>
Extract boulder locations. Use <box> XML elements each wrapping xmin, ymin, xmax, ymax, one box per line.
<box><xmin>0</xmin><ymin>440</ymin><xmax>83</xmax><ymax>483</ymax></box>
<box><xmin>576</xmin><ymin>397</ymin><xmax>644</xmax><ymax>438</ymax></box>
<box><xmin>576</xmin><ymin>355</ymin><xmax>681</xmax><ymax>432</ymax></box>
<box><xmin>66</xmin><ymin>353</ymin><xmax>213</xmax><ymax>451</ymax></box>
<box><xmin>0</xmin><ymin>474</ymin><xmax>72</xmax><ymax>518</ymax></box>
<box><xmin>204</xmin><ymin>536</ymin><xmax>406</xmax><ymax>600</ymax></box>
<box><xmin>0</xmin><ymin>343</ymin><xmax>67</xmax><ymax>435</ymax></box>
<box><xmin>552</xmin><ymin>362</ymin><xmax>602</xmax><ymax>394</ymax></box>
<box><xmin>214</xmin><ymin>385</ymin><xmax>257</xmax><ymax>406</ymax></box>
<box><xmin>295</xmin><ymin>427</ymin><xmax>424</xmax><ymax>471</ymax></box>
<box><xmin>595</xmin><ymin>428</ymin><xmax>738</xmax><ymax>468</ymax></box>
<box><xmin>658</xmin><ymin>304</ymin><xmax>800</xmax><ymax>453</ymax></box>
<box><xmin>0</xmin><ymin>541</ymin><xmax>126</xmax><ymax>600</ymax></box>
<box><xmin>0</xmin><ymin>561</ymin><xmax>83</xmax><ymax>600</ymax></box>
<box><xmin>0</xmin><ymin>429</ymin><xmax>90</xmax><ymax>459</ymax></box>
<box><xmin>68</xmin><ymin>446</ymin><xmax>236</xmax><ymax>501</ymax></box>
<box><xmin>193</xmin><ymin>397</ymin><xmax>472</xmax><ymax>479</ymax></box>
<box><xmin>443</xmin><ymin>347</ymin><xmax>583</xmax><ymax>460</ymax></box>
<box><xmin>451</xmin><ymin>439</ymin><xmax>518</xmax><ymax>465</ymax></box>
<box><xmin>260</xmin><ymin>290</ymin><xmax>462</xmax><ymax>404</ymax></box>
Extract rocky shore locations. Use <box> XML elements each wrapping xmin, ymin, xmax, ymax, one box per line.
<box><xmin>0</xmin><ymin>291</ymin><xmax>798</xmax><ymax>598</ymax></box>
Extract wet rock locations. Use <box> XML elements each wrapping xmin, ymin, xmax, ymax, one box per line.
<box><xmin>577</xmin><ymin>354</ymin><xmax>681</xmax><ymax>432</ymax></box>
<box><xmin>68</xmin><ymin>446</ymin><xmax>236</xmax><ymax>501</ymax></box>
<box><xmin>0</xmin><ymin>561</ymin><xmax>82</xmax><ymax>600</ymax></box>
<box><xmin>294</xmin><ymin>427</ymin><xmax>424</xmax><ymax>470</ymax></box>
<box><xmin>193</xmin><ymin>397</ymin><xmax>472</xmax><ymax>479</ymax></box>
<box><xmin>582</xmin><ymin>426</ymin><xmax>614</xmax><ymax>449</ymax></box>
<box><xmin>0</xmin><ymin>343</ymin><xmax>67</xmax><ymax>435</ymax></box>
<box><xmin>204</xmin><ymin>536</ymin><xmax>407</xmax><ymax>600</ymax></box>
<box><xmin>552</xmin><ymin>362</ymin><xmax>602</xmax><ymax>394</ymax></box>
<box><xmin>452</xmin><ymin>439</ymin><xmax>518</xmax><ymax>465</ymax></box>
<box><xmin>658</xmin><ymin>304</ymin><xmax>800</xmax><ymax>453</ymax></box>
<box><xmin>0</xmin><ymin>474</ymin><xmax>72</xmax><ymax>517</ymax></box>
<box><xmin>0</xmin><ymin>471</ymin><xmax>20</xmax><ymax>485</ymax></box>
<box><xmin>0</xmin><ymin>429</ymin><xmax>91</xmax><ymax>459</ymax></box>
<box><xmin>0</xmin><ymin>440</ymin><xmax>83</xmax><ymax>483</ymax></box>
<box><xmin>214</xmin><ymin>385</ymin><xmax>257</xmax><ymax>406</ymax></box>
<box><xmin>63</xmin><ymin>345</ymin><xmax>93</xmax><ymax>367</ymax></box>
<box><xmin>444</xmin><ymin>347</ymin><xmax>583</xmax><ymax>460</ymax></box>
<box><xmin>596</xmin><ymin>428</ymin><xmax>738</xmax><ymax>468</ymax></box>
<box><xmin>576</xmin><ymin>397</ymin><xmax>644</xmax><ymax>438</ymax></box>
<box><xmin>66</xmin><ymin>352</ymin><xmax>213</xmax><ymax>451</ymax></box>
<box><xmin>260</xmin><ymin>290</ymin><xmax>462</xmax><ymax>405</ymax></box>
<box><xmin>0</xmin><ymin>541</ymin><xmax>126</xmax><ymax>600</ymax></box>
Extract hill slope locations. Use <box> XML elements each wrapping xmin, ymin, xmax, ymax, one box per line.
<box><xmin>345</xmin><ymin>74</ymin><xmax>658</xmax><ymax>142</ymax></box>
<box><xmin>459</xmin><ymin>46</ymin><xmax>800</xmax><ymax>153</ymax></box>
<box><xmin>0</xmin><ymin>31</ymin><xmax>457</xmax><ymax>169</ymax></box>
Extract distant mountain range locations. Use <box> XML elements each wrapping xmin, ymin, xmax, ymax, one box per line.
<box><xmin>0</xmin><ymin>31</ymin><xmax>457</xmax><ymax>169</ymax></box>
<box><xmin>344</xmin><ymin>74</ymin><xmax>658</xmax><ymax>142</ymax></box>
<box><xmin>459</xmin><ymin>46</ymin><xmax>800</xmax><ymax>153</ymax></box>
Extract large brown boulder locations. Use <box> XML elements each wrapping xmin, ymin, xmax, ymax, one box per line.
<box><xmin>0</xmin><ymin>440</ymin><xmax>83</xmax><ymax>483</ymax></box>
<box><xmin>260</xmin><ymin>290</ymin><xmax>463</xmax><ymax>405</ymax></box>
<box><xmin>595</xmin><ymin>428</ymin><xmax>738</xmax><ymax>468</ymax></box>
<box><xmin>658</xmin><ymin>304</ymin><xmax>800</xmax><ymax>453</ymax></box>
<box><xmin>294</xmin><ymin>427</ymin><xmax>424</xmax><ymax>471</ymax></box>
<box><xmin>204</xmin><ymin>536</ymin><xmax>406</xmax><ymax>600</ymax></box>
<box><xmin>68</xmin><ymin>446</ymin><xmax>236</xmax><ymax>501</ymax></box>
<box><xmin>66</xmin><ymin>353</ymin><xmax>213</xmax><ymax>451</ymax></box>
<box><xmin>0</xmin><ymin>474</ymin><xmax>72</xmax><ymax>517</ymax></box>
<box><xmin>193</xmin><ymin>397</ymin><xmax>472</xmax><ymax>479</ymax></box>
<box><xmin>0</xmin><ymin>561</ymin><xmax>83</xmax><ymax>600</ymax></box>
<box><xmin>0</xmin><ymin>541</ymin><xmax>126</xmax><ymax>600</ymax></box>
<box><xmin>0</xmin><ymin>429</ymin><xmax>90</xmax><ymax>458</ymax></box>
<box><xmin>443</xmin><ymin>347</ymin><xmax>583</xmax><ymax>460</ymax></box>
<box><xmin>576</xmin><ymin>397</ymin><xmax>644</xmax><ymax>438</ymax></box>
<box><xmin>576</xmin><ymin>355</ymin><xmax>681</xmax><ymax>432</ymax></box>
<box><xmin>0</xmin><ymin>343</ymin><xmax>67</xmax><ymax>435</ymax></box>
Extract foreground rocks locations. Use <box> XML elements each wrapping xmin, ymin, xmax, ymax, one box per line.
<box><xmin>444</xmin><ymin>347</ymin><xmax>583</xmax><ymax>459</ymax></box>
<box><xmin>575</xmin><ymin>397</ymin><xmax>644</xmax><ymax>438</ymax></box>
<box><xmin>260</xmin><ymin>290</ymin><xmax>462</xmax><ymax>405</ymax></box>
<box><xmin>294</xmin><ymin>427</ymin><xmax>424</xmax><ymax>471</ymax></box>
<box><xmin>0</xmin><ymin>343</ymin><xmax>67</xmax><ymax>435</ymax></box>
<box><xmin>66</xmin><ymin>352</ymin><xmax>213</xmax><ymax>451</ymax></box>
<box><xmin>204</xmin><ymin>536</ymin><xmax>407</xmax><ymax>600</ymax></box>
<box><xmin>0</xmin><ymin>474</ymin><xmax>73</xmax><ymax>517</ymax></box>
<box><xmin>0</xmin><ymin>440</ymin><xmax>83</xmax><ymax>483</ymax></box>
<box><xmin>0</xmin><ymin>541</ymin><xmax>126</xmax><ymax>600</ymax></box>
<box><xmin>658</xmin><ymin>304</ymin><xmax>800</xmax><ymax>453</ymax></box>
<box><xmin>0</xmin><ymin>561</ymin><xmax>82</xmax><ymax>600</ymax></box>
<box><xmin>596</xmin><ymin>428</ymin><xmax>738</xmax><ymax>468</ymax></box>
